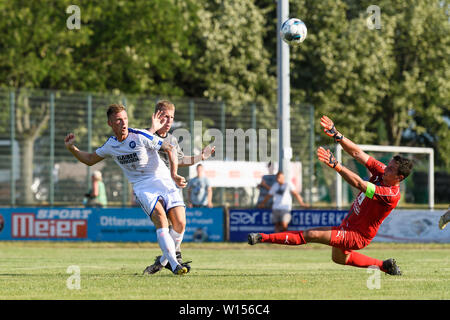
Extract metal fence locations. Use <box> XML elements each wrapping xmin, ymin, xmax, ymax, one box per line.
<box><xmin>0</xmin><ymin>88</ymin><xmax>319</xmax><ymax>207</ymax></box>
<box><xmin>1</xmin><ymin>88</ymin><xmax>442</xmax><ymax>208</ymax></box>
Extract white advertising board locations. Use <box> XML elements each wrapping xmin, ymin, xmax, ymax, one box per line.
<box><xmin>373</xmin><ymin>209</ymin><xmax>449</xmax><ymax>243</ymax></box>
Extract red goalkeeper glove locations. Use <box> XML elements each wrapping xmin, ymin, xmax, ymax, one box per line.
<box><xmin>320</xmin><ymin>115</ymin><xmax>343</xmax><ymax>143</ymax></box>
<box><xmin>317</xmin><ymin>147</ymin><xmax>342</xmax><ymax>172</ymax></box>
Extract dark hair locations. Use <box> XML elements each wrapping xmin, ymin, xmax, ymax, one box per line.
<box><xmin>107</xmin><ymin>104</ymin><xmax>126</xmax><ymax>119</ymax></box>
<box><xmin>276</xmin><ymin>171</ymin><xmax>284</xmax><ymax>177</ymax></box>
<box><xmin>393</xmin><ymin>155</ymin><xmax>413</xmax><ymax>180</ymax></box>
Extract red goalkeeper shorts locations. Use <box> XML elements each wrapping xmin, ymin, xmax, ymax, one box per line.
<box><xmin>330</xmin><ymin>225</ymin><xmax>372</xmax><ymax>254</ymax></box>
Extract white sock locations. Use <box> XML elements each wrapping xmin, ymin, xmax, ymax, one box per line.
<box><xmin>170</xmin><ymin>228</ymin><xmax>184</xmax><ymax>252</ymax></box>
<box><xmin>159</xmin><ymin>229</ymin><xmax>184</xmax><ymax>266</ymax></box>
<box><xmin>156</xmin><ymin>228</ymin><xmax>179</xmax><ymax>271</ymax></box>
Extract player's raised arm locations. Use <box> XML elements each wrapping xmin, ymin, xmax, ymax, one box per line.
<box><xmin>64</xmin><ymin>133</ymin><xmax>104</xmax><ymax>166</ymax></box>
<box><xmin>320</xmin><ymin>115</ymin><xmax>369</xmax><ymax>165</ymax></box>
<box><xmin>179</xmin><ymin>144</ymin><xmax>216</xmax><ymax>167</ymax></box>
<box><xmin>291</xmin><ymin>190</ymin><xmax>309</xmax><ymax>208</ymax></box>
<box><xmin>317</xmin><ymin>147</ymin><xmax>369</xmax><ymax>194</ymax></box>
<box><xmin>147</xmin><ymin>110</ymin><xmax>166</xmax><ymax>134</ymax></box>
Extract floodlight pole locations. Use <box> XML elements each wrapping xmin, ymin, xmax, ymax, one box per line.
<box><xmin>277</xmin><ymin>0</ymin><xmax>291</xmax><ymax>179</ymax></box>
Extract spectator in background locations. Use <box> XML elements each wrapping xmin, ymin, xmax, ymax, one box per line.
<box><xmin>256</xmin><ymin>161</ymin><xmax>277</xmax><ymax>209</ymax></box>
<box><xmin>258</xmin><ymin>171</ymin><xmax>309</xmax><ymax>232</ymax></box>
<box><xmin>85</xmin><ymin>170</ymin><xmax>108</xmax><ymax>208</ymax></box>
<box><xmin>187</xmin><ymin>164</ymin><xmax>213</xmax><ymax>208</ymax></box>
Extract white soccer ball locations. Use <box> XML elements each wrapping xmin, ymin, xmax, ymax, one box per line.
<box><xmin>280</xmin><ymin>18</ymin><xmax>307</xmax><ymax>45</ymax></box>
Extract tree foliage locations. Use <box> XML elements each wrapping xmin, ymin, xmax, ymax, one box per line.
<box><xmin>0</xmin><ymin>0</ymin><xmax>448</xmax><ymax>168</ymax></box>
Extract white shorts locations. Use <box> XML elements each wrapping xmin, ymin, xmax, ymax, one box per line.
<box><xmin>134</xmin><ymin>187</ymin><xmax>185</xmax><ymax>218</ymax></box>
<box><xmin>272</xmin><ymin>209</ymin><xmax>292</xmax><ymax>224</ymax></box>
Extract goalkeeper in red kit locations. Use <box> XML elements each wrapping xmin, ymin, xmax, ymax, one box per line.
<box><xmin>248</xmin><ymin>115</ymin><xmax>413</xmax><ymax>275</ymax></box>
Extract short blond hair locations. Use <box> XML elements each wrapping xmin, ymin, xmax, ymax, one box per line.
<box><xmin>155</xmin><ymin>100</ymin><xmax>175</xmax><ymax>113</ymax></box>
<box><xmin>107</xmin><ymin>104</ymin><xmax>126</xmax><ymax>119</ymax></box>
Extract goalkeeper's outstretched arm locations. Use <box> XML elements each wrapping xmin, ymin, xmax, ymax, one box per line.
<box><xmin>320</xmin><ymin>115</ymin><xmax>370</xmax><ymax>166</ymax></box>
<box><xmin>317</xmin><ymin>147</ymin><xmax>369</xmax><ymax>194</ymax></box>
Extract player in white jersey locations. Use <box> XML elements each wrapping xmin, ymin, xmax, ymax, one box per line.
<box><xmin>143</xmin><ymin>100</ymin><xmax>216</xmax><ymax>274</ymax></box>
<box><xmin>64</xmin><ymin>104</ymin><xmax>189</xmax><ymax>275</ymax></box>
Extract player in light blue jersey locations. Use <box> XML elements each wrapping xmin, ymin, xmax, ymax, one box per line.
<box><xmin>64</xmin><ymin>104</ymin><xmax>189</xmax><ymax>275</ymax></box>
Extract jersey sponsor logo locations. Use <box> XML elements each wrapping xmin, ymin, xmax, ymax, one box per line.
<box><xmin>12</xmin><ymin>213</ymin><xmax>87</xmax><ymax>238</ymax></box>
<box><xmin>275</xmin><ymin>184</ymin><xmax>287</xmax><ymax>195</ymax></box>
<box><xmin>353</xmin><ymin>192</ymin><xmax>366</xmax><ymax>215</ymax></box>
<box><xmin>117</xmin><ymin>152</ymin><xmax>139</xmax><ymax>164</ymax></box>
<box><xmin>129</xmin><ymin>141</ymin><xmax>136</xmax><ymax>149</ymax></box>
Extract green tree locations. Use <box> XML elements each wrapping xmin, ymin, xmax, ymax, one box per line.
<box><xmin>0</xmin><ymin>0</ymin><xmax>200</xmax><ymax>203</ymax></box>
<box><xmin>193</xmin><ymin>0</ymin><xmax>276</xmax><ymax>117</ymax></box>
<box><xmin>263</xmin><ymin>0</ymin><xmax>449</xmax><ymax>167</ymax></box>
<box><xmin>0</xmin><ymin>1</ymin><xmax>90</xmax><ymax>204</ymax></box>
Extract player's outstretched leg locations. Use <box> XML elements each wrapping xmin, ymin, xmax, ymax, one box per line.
<box><xmin>332</xmin><ymin>247</ymin><xmax>402</xmax><ymax>276</ymax></box>
<box><xmin>248</xmin><ymin>231</ymin><xmax>306</xmax><ymax>245</ymax></box>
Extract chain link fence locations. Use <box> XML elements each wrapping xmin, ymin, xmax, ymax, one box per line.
<box><xmin>1</xmin><ymin>88</ymin><xmax>442</xmax><ymax>208</ymax></box>
<box><xmin>0</xmin><ymin>88</ymin><xmax>325</xmax><ymax>208</ymax></box>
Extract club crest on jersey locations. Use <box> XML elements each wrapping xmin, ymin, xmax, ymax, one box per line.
<box><xmin>129</xmin><ymin>141</ymin><xmax>136</xmax><ymax>149</ymax></box>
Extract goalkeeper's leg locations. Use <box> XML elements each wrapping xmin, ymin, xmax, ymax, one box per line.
<box><xmin>248</xmin><ymin>227</ymin><xmax>332</xmax><ymax>246</ymax></box>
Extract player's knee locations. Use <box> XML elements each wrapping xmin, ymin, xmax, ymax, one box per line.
<box><xmin>171</xmin><ymin>220</ymin><xmax>186</xmax><ymax>233</ymax></box>
<box><xmin>168</xmin><ymin>212</ymin><xmax>186</xmax><ymax>233</ymax></box>
<box><xmin>303</xmin><ymin>229</ymin><xmax>321</xmax><ymax>242</ymax></box>
<box><xmin>331</xmin><ymin>249</ymin><xmax>347</xmax><ymax>265</ymax></box>
<box><xmin>331</xmin><ymin>254</ymin><xmax>345</xmax><ymax>265</ymax></box>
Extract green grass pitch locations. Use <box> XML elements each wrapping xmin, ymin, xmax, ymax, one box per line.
<box><xmin>0</xmin><ymin>241</ymin><xmax>448</xmax><ymax>300</ymax></box>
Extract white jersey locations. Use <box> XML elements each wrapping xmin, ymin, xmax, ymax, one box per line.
<box><xmin>95</xmin><ymin>128</ymin><xmax>177</xmax><ymax>193</ymax></box>
<box><xmin>269</xmin><ymin>181</ymin><xmax>296</xmax><ymax>211</ymax></box>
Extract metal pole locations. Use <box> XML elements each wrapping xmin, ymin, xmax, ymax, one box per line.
<box><xmin>309</xmin><ymin>104</ymin><xmax>314</xmax><ymax>205</ymax></box>
<box><xmin>189</xmin><ymin>100</ymin><xmax>194</xmax><ymax>156</ymax></box>
<box><xmin>336</xmin><ymin>144</ymin><xmax>343</xmax><ymax>209</ymax></box>
<box><xmin>277</xmin><ymin>0</ymin><xmax>291</xmax><ymax>179</ymax></box>
<box><xmin>87</xmin><ymin>94</ymin><xmax>92</xmax><ymax>191</ymax></box>
<box><xmin>49</xmin><ymin>92</ymin><xmax>55</xmax><ymax>205</ymax></box>
<box><xmin>429</xmin><ymin>149</ymin><xmax>434</xmax><ymax>210</ymax></box>
<box><xmin>10</xmin><ymin>91</ymin><xmax>15</xmax><ymax>206</ymax></box>
<box><xmin>122</xmin><ymin>96</ymin><xmax>128</xmax><ymax>206</ymax></box>
<box><xmin>251</xmin><ymin>103</ymin><xmax>256</xmax><ymax>132</ymax></box>
<box><xmin>220</xmin><ymin>102</ymin><xmax>226</xmax><ymax>205</ymax></box>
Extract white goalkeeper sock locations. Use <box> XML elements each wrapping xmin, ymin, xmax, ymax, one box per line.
<box><xmin>156</xmin><ymin>228</ymin><xmax>179</xmax><ymax>271</ymax></box>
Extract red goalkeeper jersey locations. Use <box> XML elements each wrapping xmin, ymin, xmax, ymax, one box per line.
<box><xmin>342</xmin><ymin>157</ymin><xmax>401</xmax><ymax>240</ymax></box>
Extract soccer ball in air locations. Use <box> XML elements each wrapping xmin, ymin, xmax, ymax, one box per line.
<box><xmin>280</xmin><ymin>18</ymin><xmax>307</xmax><ymax>45</ymax></box>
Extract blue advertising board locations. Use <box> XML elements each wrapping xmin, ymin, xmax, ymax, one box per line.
<box><xmin>0</xmin><ymin>207</ymin><xmax>224</xmax><ymax>242</ymax></box>
<box><xmin>229</xmin><ymin>209</ymin><xmax>349</xmax><ymax>242</ymax></box>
